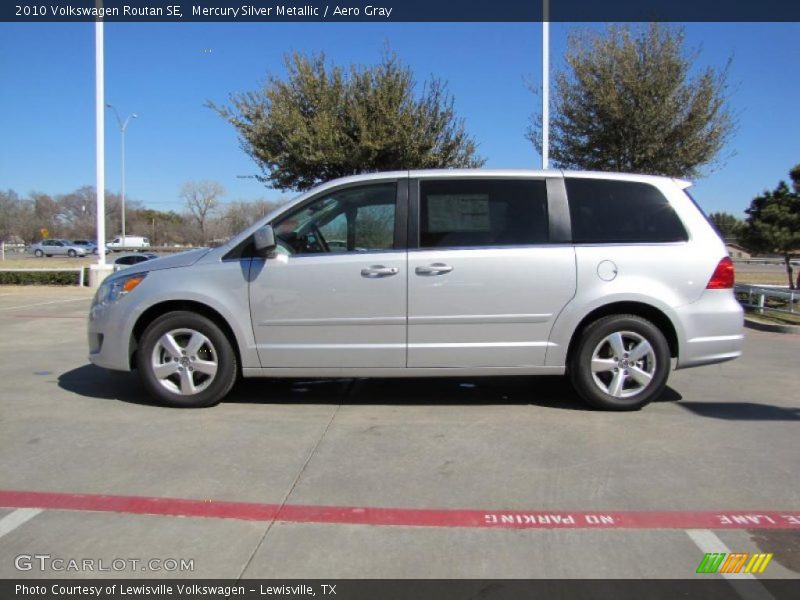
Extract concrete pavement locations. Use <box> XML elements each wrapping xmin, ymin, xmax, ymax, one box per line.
<box><xmin>0</xmin><ymin>286</ymin><xmax>797</xmax><ymax>582</ymax></box>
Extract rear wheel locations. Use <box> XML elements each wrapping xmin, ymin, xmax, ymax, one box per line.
<box><xmin>137</xmin><ymin>311</ymin><xmax>237</xmax><ymax>408</ymax></box>
<box><xmin>569</xmin><ymin>314</ymin><xmax>670</xmax><ymax>410</ymax></box>
<box><xmin>67</xmin><ymin>249</ymin><xmax>77</xmax><ymax>257</ymax></box>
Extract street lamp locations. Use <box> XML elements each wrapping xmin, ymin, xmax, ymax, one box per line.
<box><xmin>542</xmin><ymin>0</ymin><xmax>550</xmax><ymax>170</ymax></box>
<box><xmin>106</xmin><ymin>104</ymin><xmax>137</xmax><ymax>245</ymax></box>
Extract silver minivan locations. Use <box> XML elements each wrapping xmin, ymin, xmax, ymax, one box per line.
<box><xmin>88</xmin><ymin>170</ymin><xmax>743</xmax><ymax>410</ymax></box>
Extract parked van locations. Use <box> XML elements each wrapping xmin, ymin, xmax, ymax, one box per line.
<box><xmin>88</xmin><ymin>170</ymin><xmax>743</xmax><ymax>410</ymax></box>
<box><xmin>107</xmin><ymin>236</ymin><xmax>150</xmax><ymax>251</ymax></box>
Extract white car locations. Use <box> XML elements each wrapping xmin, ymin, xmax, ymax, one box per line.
<box><xmin>107</xmin><ymin>236</ymin><xmax>150</xmax><ymax>251</ymax></box>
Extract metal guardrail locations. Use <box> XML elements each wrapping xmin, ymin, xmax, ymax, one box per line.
<box><xmin>0</xmin><ymin>267</ymin><xmax>85</xmax><ymax>286</ymax></box>
<box><xmin>735</xmin><ymin>283</ymin><xmax>798</xmax><ymax>316</ymax></box>
<box><xmin>733</xmin><ymin>258</ymin><xmax>800</xmax><ymax>266</ymax></box>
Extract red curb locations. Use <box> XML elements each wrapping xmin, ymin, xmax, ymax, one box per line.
<box><xmin>1</xmin><ymin>490</ymin><xmax>798</xmax><ymax>530</ymax></box>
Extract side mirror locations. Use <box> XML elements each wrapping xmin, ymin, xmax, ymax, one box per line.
<box><xmin>253</xmin><ymin>224</ymin><xmax>277</xmax><ymax>255</ymax></box>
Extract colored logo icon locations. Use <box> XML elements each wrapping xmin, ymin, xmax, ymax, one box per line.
<box><xmin>697</xmin><ymin>552</ymin><xmax>773</xmax><ymax>574</ymax></box>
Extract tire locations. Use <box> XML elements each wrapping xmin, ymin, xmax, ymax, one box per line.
<box><xmin>568</xmin><ymin>314</ymin><xmax>670</xmax><ymax>411</ymax></box>
<box><xmin>34</xmin><ymin>249</ymin><xmax>43</xmax><ymax>257</ymax></box>
<box><xmin>136</xmin><ymin>311</ymin><xmax>237</xmax><ymax>408</ymax></box>
<box><xmin>67</xmin><ymin>249</ymin><xmax>77</xmax><ymax>257</ymax></box>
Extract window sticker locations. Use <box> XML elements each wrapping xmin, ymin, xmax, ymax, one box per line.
<box><xmin>427</xmin><ymin>194</ymin><xmax>490</xmax><ymax>232</ymax></box>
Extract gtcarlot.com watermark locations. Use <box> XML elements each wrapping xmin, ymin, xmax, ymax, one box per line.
<box><xmin>14</xmin><ymin>554</ymin><xmax>194</xmax><ymax>573</ymax></box>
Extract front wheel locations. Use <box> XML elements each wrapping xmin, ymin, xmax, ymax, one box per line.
<box><xmin>34</xmin><ymin>249</ymin><xmax>43</xmax><ymax>257</ymax></box>
<box><xmin>67</xmin><ymin>249</ymin><xmax>77</xmax><ymax>257</ymax></box>
<box><xmin>137</xmin><ymin>311</ymin><xmax>238</xmax><ymax>408</ymax></box>
<box><xmin>569</xmin><ymin>314</ymin><xmax>670</xmax><ymax>411</ymax></box>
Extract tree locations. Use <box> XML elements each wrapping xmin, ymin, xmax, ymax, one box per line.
<box><xmin>741</xmin><ymin>166</ymin><xmax>800</xmax><ymax>289</ymax></box>
<box><xmin>31</xmin><ymin>192</ymin><xmax>61</xmax><ymax>237</ymax></box>
<box><xmin>211</xmin><ymin>51</ymin><xmax>484</xmax><ymax>192</ymax></box>
<box><xmin>57</xmin><ymin>187</ymin><xmax>96</xmax><ymax>239</ymax></box>
<box><xmin>180</xmin><ymin>181</ymin><xmax>223</xmax><ymax>242</ymax></box>
<box><xmin>0</xmin><ymin>189</ymin><xmax>23</xmax><ymax>242</ymax></box>
<box><xmin>708</xmin><ymin>211</ymin><xmax>744</xmax><ymax>240</ymax></box>
<box><xmin>217</xmin><ymin>199</ymin><xmax>281</xmax><ymax>238</ymax></box>
<box><xmin>135</xmin><ymin>208</ymin><xmax>185</xmax><ymax>246</ymax></box>
<box><xmin>529</xmin><ymin>23</ymin><xmax>734</xmax><ymax>179</ymax></box>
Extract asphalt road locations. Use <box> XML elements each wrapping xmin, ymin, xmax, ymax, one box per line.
<box><xmin>0</xmin><ymin>286</ymin><xmax>797</xmax><ymax>586</ymax></box>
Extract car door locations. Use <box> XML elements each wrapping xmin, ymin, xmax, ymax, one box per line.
<box><xmin>52</xmin><ymin>241</ymin><xmax>66</xmax><ymax>256</ymax></box>
<box><xmin>249</xmin><ymin>179</ymin><xmax>408</xmax><ymax>368</ymax></box>
<box><xmin>407</xmin><ymin>176</ymin><xmax>576</xmax><ymax>368</ymax></box>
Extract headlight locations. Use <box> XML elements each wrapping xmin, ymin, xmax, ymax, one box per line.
<box><xmin>92</xmin><ymin>272</ymin><xmax>148</xmax><ymax>308</ymax></box>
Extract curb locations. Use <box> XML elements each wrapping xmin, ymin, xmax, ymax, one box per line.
<box><xmin>744</xmin><ymin>317</ymin><xmax>800</xmax><ymax>334</ymax></box>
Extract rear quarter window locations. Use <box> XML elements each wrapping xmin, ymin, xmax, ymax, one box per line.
<box><xmin>566</xmin><ymin>178</ymin><xmax>688</xmax><ymax>244</ymax></box>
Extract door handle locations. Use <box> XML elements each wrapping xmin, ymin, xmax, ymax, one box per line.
<box><xmin>361</xmin><ymin>265</ymin><xmax>399</xmax><ymax>278</ymax></box>
<box><xmin>415</xmin><ymin>263</ymin><xmax>454</xmax><ymax>276</ymax></box>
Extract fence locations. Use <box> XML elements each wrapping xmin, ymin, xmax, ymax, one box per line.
<box><xmin>0</xmin><ymin>242</ymin><xmax>27</xmax><ymax>260</ymax></box>
<box><xmin>734</xmin><ymin>284</ymin><xmax>798</xmax><ymax>316</ymax></box>
<box><xmin>733</xmin><ymin>258</ymin><xmax>800</xmax><ymax>266</ymax></box>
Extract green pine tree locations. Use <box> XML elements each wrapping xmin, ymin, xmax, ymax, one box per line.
<box><xmin>708</xmin><ymin>211</ymin><xmax>744</xmax><ymax>240</ymax></box>
<box><xmin>741</xmin><ymin>166</ymin><xmax>800</xmax><ymax>289</ymax></box>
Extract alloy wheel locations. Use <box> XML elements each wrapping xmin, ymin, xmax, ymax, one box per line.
<box><xmin>590</xmin><ymin>331</ymin><xmax>656</xmax><ymax>398</ymax></box>
<box><xmin>150</xmin><ymin>328</ymin><xmax>219</xmax><ymax>396</ymax></box>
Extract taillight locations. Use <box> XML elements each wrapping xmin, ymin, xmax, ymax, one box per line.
<box><xmin>706</xmin><ymin>257</ymin><xmax>734</xmax><ymax>289</ymax></box>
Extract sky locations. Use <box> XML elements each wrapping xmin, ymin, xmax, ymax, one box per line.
<box><xmin>0</xmin><ymin>21</ymin><xmax>798</xmax><ymax>217</ymax></box>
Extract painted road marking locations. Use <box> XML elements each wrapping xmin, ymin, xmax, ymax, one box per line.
<box><xmin>0</xmin><ymin>508</ymin><xmax>42</xmax><ymax>538</ymax></box>
<box><xmin>0</xmin><ymin>298</ymin><xmax>88</xmax><ymax>312</ymax></box>
<box><xmin>0</xmin><ymin>491</ymin><xmax>798</xmax><ymax>530</ymax></box>
<box><xmin>686</xmin><ymin>529</ymin><xmax>774</xmax><ymax>600</ymax></box>
<box><xmin>12</xmin><ymin>314</ymin><xmax>86</xmax><ymax>319</ymax></box>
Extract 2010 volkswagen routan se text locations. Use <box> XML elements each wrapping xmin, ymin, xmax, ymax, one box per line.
<box><xmin>88</xmin><ymin>170</ymin><xmax>743</xmax><ymax>410</ymax></box>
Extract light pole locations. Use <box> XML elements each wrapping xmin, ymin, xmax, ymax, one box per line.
<box><xmin>542</xmin><ymin>0</ymin><xmax>550</xmax><ymax>170</ymax></box>
<box><xmin>106</xmin><ymin>104</ymin><xmax>137</xmax><ymax>245</ymax></box>
<box><xmin>95</xmin><ymin>18</ymin><xmax>105</xmax><ymax>269</ymax></box>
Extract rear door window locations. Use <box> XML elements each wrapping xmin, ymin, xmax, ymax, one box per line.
<box><xmin>419</xmin><ymin>179</ymin><xmax>549</xmax><ymax>248</ymax></box>
<box><xmin>566</xmin><ymin>178</ymin><xmax>688</xmax><ymax>243</ymax></box>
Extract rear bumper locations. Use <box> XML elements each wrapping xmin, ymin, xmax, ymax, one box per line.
<box><xmin>669</xmin><ymin>290</ymin><xmax>744</xmax><ymax>369</ymax></box>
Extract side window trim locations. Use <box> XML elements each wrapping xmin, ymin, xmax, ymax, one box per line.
<box><xmin>408</xmin><ymin>178</ymin><xmax>420</xmax><ymax>250</ymax></box>
<box><xmin>394</xmin><ymin>177</ymin><xmax>409</xmax><ymax>250</ymax></box>
<box><xmin>546</xmin><ymin>176</ymin><xmax>571</xmax><ymax>244</ymax></box>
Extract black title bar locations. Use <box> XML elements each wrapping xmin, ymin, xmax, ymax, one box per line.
<box><xmin>4</xmin><ymin>0</ymin><xmax>800</xmax><ymax>22</ymax></box>
<box><xmin>5</xmin><ymin>579</ymin><xmax>800</xmax><ymax>600</ymax></box>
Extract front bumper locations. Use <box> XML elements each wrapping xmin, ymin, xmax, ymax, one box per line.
<box><xmin>669</xmin><ymin>289</ymin><xmax>744</xmax><ymax>369</ymax></box>
<box><xmin>88</xmin><ymin>299</ymin><xmax>136</xmax><ymax>372</ymax></box>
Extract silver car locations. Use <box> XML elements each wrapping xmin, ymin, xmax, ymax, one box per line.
<box><xmin>113</xmin><ymin>253</ymin><xmax>159</xmax><ymax>269</ymax></box>
<box><xmin>31</xmin><ymin>239</ymin><xmax>87</xmax><ymax>258</ymax></box>
<box><xmin>88</xmin><ymin>170</ymin><xmax>743</xmax><ymax>410</ymax></box>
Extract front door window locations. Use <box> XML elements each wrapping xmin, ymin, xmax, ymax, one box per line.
<box><xmin>273</xmin><ymin>183</ymin><xmax>397</xmax><ymax>255</ymax></box>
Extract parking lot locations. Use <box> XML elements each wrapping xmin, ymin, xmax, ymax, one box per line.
<box><xmin>0</xmin><ymin>285</ymin><xmax>797</xmax><ymax>584</ymax></box>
